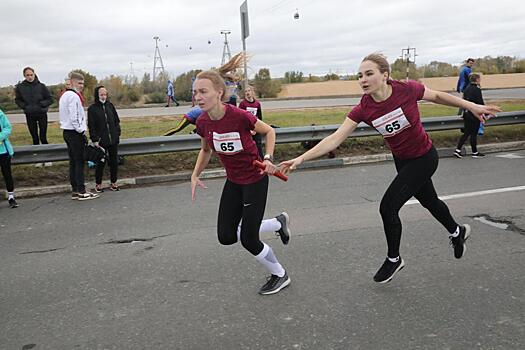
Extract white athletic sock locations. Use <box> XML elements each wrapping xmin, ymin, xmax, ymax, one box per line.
<box><xmin>255</xmin><ymin>242</ymin><xmax>285</xmax><ymax>277</ymax></box>
<box><xmin>388</xmin><ymin>256</ymin><xmax>400</xmax><ymax>263</ymax></box>
<box><xmin>450</xmin><ymin>226</ymin><xmax>460</xmax><ymax>238</ymax></box>
<box><xmin>236</xmin><ymin>223</ymin><xmax>242</xmax><ymax>242</ymax></box>
<box><xmin>259</xmin><ymin>218</ymin><xmax>281</xmax><ymax>233</ymax></box>
<box><xmin>7</xmin><ymin>192</ymin><xmax>14</xmax><ymax>200</ymax></box>
<box><xmin>236</xmin><ymin>218</ymin><xmax>282</xmax><ymax>241</ymax></box>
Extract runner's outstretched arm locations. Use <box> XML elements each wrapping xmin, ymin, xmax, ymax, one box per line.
<box><xmin>280</xmin><ymin>118</ymin><xmax>358</xmax><ymax>174</ymax></box>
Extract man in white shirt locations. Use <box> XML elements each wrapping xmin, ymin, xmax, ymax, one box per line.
<box><xmin>59</xmin><ymin>72</ymin><xmax>99</xmax><ymax>200</ymax></box>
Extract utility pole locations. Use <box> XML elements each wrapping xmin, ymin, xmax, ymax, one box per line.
<box><xmin>221</xmin><ymin>30</ymin><xmax>232</xmax><ymax>66</ymax></box>
<box><xmin>240</xmin><ymin>0</ymin><xmax>250</xmax><ymax>89</ymax></box>
<box><xmin>127</xmin><ymin>61</ymin><xmax>135</xmax><ymax>86</ymax></box>
<box><xmin>153</xmin><ymin>36</ymin><xmax>165</xmax><ymax>81</ymax></box>
<box><xmin>401</xmin><ymin>47</ymin><xmax>416</xmax><ymax>81</ymax></box>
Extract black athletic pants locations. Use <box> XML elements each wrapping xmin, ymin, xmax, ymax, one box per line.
<box><xmin>379</xmin><ymin>145</ymin><xmax>458</xmax><ymax>258</ymax></box>
<box><xmin>217</xmin><ymin>176</ymin><xmax>269</xmax><ymax>256</ymax></box>
<box><xmin>95</xmin><ymin>144</ymin><xmax>118</xmax><ymax>184</ymax></box>
<box><xmin>26</xmin><ymin>114</ymin><xmax>48</xmax><ymax>145</ymax></box>
<box><xmin>63</xmin><ymin>130</ymin><xmax>86</xmax><ymax>193</ymax></box>
<box><xmin>0</xmin><ymin>153</ymin><xmax>14</xmax><ymax>192</ymax></box>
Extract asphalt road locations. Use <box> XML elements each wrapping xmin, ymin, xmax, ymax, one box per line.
<box><xmin>7</xmin><ymin>87</ymin><xmax>525</xmax><ymax>124</ymax></box>
<box><xmin>1</xmin><ymin>150</ymin><xmax>524</xmax><ymax>349</ymax></box>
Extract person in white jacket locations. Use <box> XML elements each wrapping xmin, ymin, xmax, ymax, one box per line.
<box><xmin>59</xmin><ymin>72</ymin><xmax>99</xmax><ymax>201</ymax></box>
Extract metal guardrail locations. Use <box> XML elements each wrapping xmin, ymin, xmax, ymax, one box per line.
<box><xmin>11</xmin><ymin>111</ymin><xmax>525</xmax><ymax>164</ymax></box>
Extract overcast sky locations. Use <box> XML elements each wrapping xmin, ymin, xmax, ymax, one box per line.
<box><xmin>1</xmin><ymin>0</ymin><xmax>524</xmax><ymax>86</ymax></box>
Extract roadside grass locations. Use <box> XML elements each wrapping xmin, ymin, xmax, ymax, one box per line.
<box><xmin>6</xmin><ymin>100</ymin><xmax>525</xmax><ymax>188</ymax></box>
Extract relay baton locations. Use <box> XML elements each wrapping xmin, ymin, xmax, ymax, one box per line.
<box><xmin>252</xmin><ymin>160</ymin><xmax>288</xmax><ymax>182</ymax></box>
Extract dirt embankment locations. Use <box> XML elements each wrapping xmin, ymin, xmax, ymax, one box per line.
<box><xmin>278</xmin><ymin>73</ymin><xmax>525</xmax><ymax>98</ymax></box>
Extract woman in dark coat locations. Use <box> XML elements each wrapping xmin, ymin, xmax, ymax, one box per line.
<box><xmin>453</xmin><ymin>73</ymin><xmax>486</xmax><ymax>158</ymax></box>
<box><xmin>14</xmin><ymin>67</ymin><xmax>53</xmax><ymax>145</ymax></box>
<box><xmin>87</xmin><ymin>86</ymin><xmax>121</xmax><ymax>192</ymax></box>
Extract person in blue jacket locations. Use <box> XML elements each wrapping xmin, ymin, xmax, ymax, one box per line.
<box><xmin>165</xmin><ymin>80</ymin><xmax>180</xmax><ymax>107</ymax></box>
<box><xmin>0</xmin><ymin>109</ymin><xmax>19</xmax><ymax>208</ymax></box>
<box><xmin>163</xmin><ymin>106</ymin><xmax>203</xmax><ymax>136</ymax></box>
<box><xmin>456</xmin><ymin>58</ymin><xmax>475</xmax><ymax>93</ymax></box>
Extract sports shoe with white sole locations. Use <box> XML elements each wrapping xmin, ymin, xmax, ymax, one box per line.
<box><xmin>258</xmin><ymin>272</ymin><xmax>291</xmax><ymax>295</ymax></box>
<box><xmin>373</xmin><ymin>257</ymin><xmax>405</xmax><ymax>283</ymax></box>
<box><xmin>275</xmin><ymin>212</ymin><xmax>291</xmax><ymax>245</ymax></box>
<box><xmin>450</xmin><ymin>224</ymin><xmax>471</xmax><ymax>259</ymax></box>
<box><xmin>77</xmin><ymin>192</ymin><xmax>100</xmax><ymax>201</ymax></box>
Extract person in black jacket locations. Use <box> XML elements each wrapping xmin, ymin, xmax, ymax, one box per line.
<box><xmin>453</xmin><ymin>73</ymin><xmax>486</xmax><ymax>158</ymax></box>
<box><xmin>14</xmin><ymin>67</ymin><xmax>53</xmax><ymax>145</ymax></box>
<box><xmin>87</xmin><ymin>86</ymin><xmax>121</xmax><ymax>192</ymax></box>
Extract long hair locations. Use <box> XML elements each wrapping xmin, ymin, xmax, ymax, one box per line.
<box><xmin>217</xmin><ymin>52</ymin><xmax>248</xmax><ymax>82</ymax></box>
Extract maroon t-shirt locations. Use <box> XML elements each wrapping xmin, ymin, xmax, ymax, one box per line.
<box><xmin>347</xmin><ymin>80</ymin><xmax>432</xmax><ymax>159</ymax></box>
<box><xmin>238</xmin><ymin>98</ymin><xmax>262</xmax><ymax>120</ymax></box>
<box><xmin>196</xmin><ymin>104</ymin><xmax>263</xmax><ymax>185</ymax></box>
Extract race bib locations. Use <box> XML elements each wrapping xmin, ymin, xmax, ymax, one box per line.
<box><xmin>213</xmin><ymin>131</ymin><xmax>243</xmax><ymax>154</ymax></box>
<box><xmin>246</xmin><ymin>107</ymin><xmax>258</xmax><ymax>116</ymax></box>
<box><xmin>372</xmin><ymin>108</ymin><xmax>411</xmax><ymax>138</ymax></box>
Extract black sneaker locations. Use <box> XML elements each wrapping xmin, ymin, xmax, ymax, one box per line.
<box><xmin>8</xmin><ymin>198</ymin><xmax>19</xmax><ymax>208</ymax></box>
<box><xmin>258</xmin><ymin>272</ymin><xmax>291</xmax><ymax>295</ymax></box>
<box><xmin>275</xmin><ymin>212</ymin><xmax>291</xmax><ymax>245</ymax></box>
<box><xmin>373</xmin><ymin>257</ymin><xmax>405</xmax><ymax>283</ymax></box>
<box><xmin>450</xmin><ymin>224</ymin><xmax>471</xmax><ymax>259</ymax></box>
<box><xmin>453</xmin><ymin>150</ymin><xmax>463</xmax><ymax>158</ymax></box>
<box><xmin>77</xmin><ymin>192</ymin><xmax>100</xmax><ymax>201</ymax></box>
<box><xmin>472</xmin><ymin>152</ymin><xmax>485</xmax><ymax>158</ymax></box>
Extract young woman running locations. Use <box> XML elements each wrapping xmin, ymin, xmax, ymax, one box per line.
<box><xmin>191</xmin><ymin>70</ymin><xmax>291</xmax><ymax>295</ymax></box>
<box><xmin>280</xmin><ymin>53</ymin><xmax>501</xmax><ymax>283</ymax></box>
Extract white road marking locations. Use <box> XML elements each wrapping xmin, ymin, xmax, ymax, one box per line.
<box><xmin>405</xmin><ymin>185</ymin><xmax>525</xmax><ymax>205</ymax></box>
<box><xmin>474</xmin><ymin>216</ymin><xmax>509</xmax><ymax>230</ymax></box>
<box><xmin>495</xmin><ymin>153</ymin><xmax>524</xmax><ymax>159</ymax></box>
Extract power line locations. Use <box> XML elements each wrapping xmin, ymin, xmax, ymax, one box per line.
<box><xmin>152</xmin><ymin>36</ymin><xmax>165</xmax><ymax>81</ymax></box>
<box><xmin>221</xmin><ymin>30</ymin><xmax>232</xmax><ymax>66</ymax></box>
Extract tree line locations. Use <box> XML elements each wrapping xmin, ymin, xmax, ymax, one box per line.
<box><xmin>1</xmin><ymin>55</ymin><xmax>523</xmax><ymax>111</ymax></box>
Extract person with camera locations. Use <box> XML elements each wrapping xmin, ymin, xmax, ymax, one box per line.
<box><xmin>88</xmin><ymin>86</ymin><xmax>121</xmax><ymax>192</ymax></box>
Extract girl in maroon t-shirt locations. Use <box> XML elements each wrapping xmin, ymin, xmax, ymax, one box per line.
<box><xmin>281</xmin><ymin>53</ymin><xmax>501</xmax><ymax>284</ymax></box>
<box><xmin>238</xmin><ymin>85</ymin><xmax>264</xmax><ymax>157</ymax></box>
<box><xmin>191</xmin><ymin>70</ymin><xmax>291</xmax><ymax>295</ymax></box>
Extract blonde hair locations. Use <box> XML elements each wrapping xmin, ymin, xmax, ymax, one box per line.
<box><xmin>196</xmin><ymin>70</ymin><xmax>227</xmax><ymax>101</ymax></box>
<box><xmin>362</xmin><ymin>53</ymin><xmax>390</xmax><ymax>78</ymax></box>
<box><xmin>218</xmin><ymin>52</ymin><xmax>247</xmax><ymax>81</ymax></box>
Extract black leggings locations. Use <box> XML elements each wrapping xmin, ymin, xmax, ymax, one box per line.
<box><xmin>0</xmin><ymin>154</ymin><xmax>14</xmax><ymax>192</ymax></box>
<box><xmin>456</xmin><ymin>131</ymin><xmax>478</xmax><ymax>154</ymax></box>
<box><xmin>217</xmin><ymin>176</ymin><xmax>269</xmax><ymax>255</ymax></box>
<box><xmin>26</xmin><ymin>114</ymin><xmax>48</xmax><ymax>145</ymax></box>
<box><xmin>380</xmin><ymin>146</ymin><xmax>458</xmax><ymax>258</ymax></box>
<box><xmin>95</xmin><ymin>144</ymin><xmax>118</xmax><ymax>184</ymax></box>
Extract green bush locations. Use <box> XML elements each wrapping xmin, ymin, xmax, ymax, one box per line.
<box><xmin>146</xmin><ymin>92</ymin><xmax>165</xmax><ymax>104</ymax></box>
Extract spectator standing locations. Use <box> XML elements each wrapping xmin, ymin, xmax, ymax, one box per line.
<box><xmin>59</xmin><ymin>72</ymin><xmax>99</xmax><ymax>201</ymax></box>
<box><xmin>0</xmin><ymin>109</ymin><xmax>19</xmax><ymax>208</ymax></box>
<box><xmin>165</xmin><ymin>80</ymin><xmax>180</xmax><ymax>107</ymax></box>
<box><xmin>454</xmin><ymin>73</ymin><xmax>486</xmax><ymax>158</ymax></box>
<box><xmin>88</xmin><ymin>86</ymin><xmax>121</xmax><ymax>192</ymax></box>
<box><xmin>15</xmin><ymin>67</ymin><xmax>53</xmax><ymax>146</ymax></box>
<box><xmin>456</xmin><ymin>58</ymin><xmax>475</xmax><ymax>93</ymax></box>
